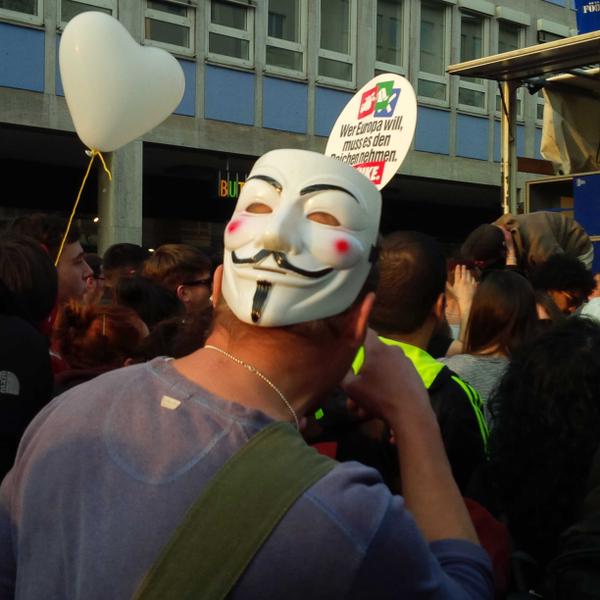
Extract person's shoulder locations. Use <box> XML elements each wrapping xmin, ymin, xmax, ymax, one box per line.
<box><xmin>0</xmin><ymin>315</ymin><xmax>47</xmax><ymax>349</ymax></box>
<box><xmin>430</xmin><ymin>361</ymin><xmax>484</xmax><ymax>417</ymax></box>
<box><xmin>433</xmin><ymin>357</ymin><xmax>477</xmax><ymax>391</ymax></box>
<box><xmin>303</xmin><ymin>460</ymin><xmax>398</xmax><ymax>548</ymax></box>
<box><xmin>440</xmin><ymin>353</ymin><xmax>475</xmax><ymax>369</ymax></box>
<box><xmin>59</xmin><ymin>357</ymin><xmax>170</xmax><ymax>393</ymax></box>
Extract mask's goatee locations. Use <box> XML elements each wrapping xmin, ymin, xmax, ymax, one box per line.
<box><xmin>251</xmin><ymin>280</ymin><xmax>272</xmax><ymax>323</ymax></box>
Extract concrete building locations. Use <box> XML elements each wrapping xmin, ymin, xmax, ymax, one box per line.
<box><xmin>0</xmin><ymin>0</ymin><xmax>576</xmax><ymax>253</ymax></box>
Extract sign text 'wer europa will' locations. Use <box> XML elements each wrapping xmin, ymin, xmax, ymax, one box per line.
<box><xmin>326</xmin><ymin>74</ymin><xmax>417</xmax><ymax>190</ymax></box>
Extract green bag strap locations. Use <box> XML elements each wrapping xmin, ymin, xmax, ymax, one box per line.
<box><xmin>133</xmin><ymin>421</ymin><xmax>336</xmax><ymax>600</ymax></box>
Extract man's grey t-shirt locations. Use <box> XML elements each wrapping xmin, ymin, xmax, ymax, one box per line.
<box><xmin>0</xmin><ymin>358</ymin><xmax>493</xmax><ymax>599</ymax></box>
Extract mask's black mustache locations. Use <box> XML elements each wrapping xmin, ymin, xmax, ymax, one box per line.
<box><xmin>232</xmin><ymin>249</ymin><xmax>333</xmax><ymax>279</ymax></box>
<box><xmin>251</xmin><ymin>280</ymin><xmax>272</xmax><ymax>323</ymax></box>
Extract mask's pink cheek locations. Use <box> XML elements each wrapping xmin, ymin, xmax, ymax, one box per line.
<box><xmin>335</xmin><ymin>239</ymin><xmax>350</xmax><ymax>255</ymax></box>
<box><xmin>227</xmin><ymin>219</ymin><xmax>242</xmax><ymax>234</ymax></box>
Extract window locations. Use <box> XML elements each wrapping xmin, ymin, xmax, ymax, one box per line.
<box><xmin>145</xmin><ymin>0</ymin><xmax>195</xmax><ymax>56</ymax></box>
<box><xmin>266</xmin><ymin>0</ymin><xmax>306</xmax><ymax>76</ymax></box>
<box><xmin>318</xmin><ymin>0</ymin><xmax>356</xmax><ymax>86</ymax></box>
<box><xmin>458</xmin><ymin>11</ymin><xmax>488</xmax><ymax>111</ymax></box>
<box><xmin>418</xmin><ymin>1</ymin><xmax>450</xmax><ymax>104</ymax></box>
<box><xmin>208</xmin><ymin>0</ymin><xmax>254</xmax><ymax>68</ymax></box>
<box><xmin>59</xmin><ymin>0</ymin><xmax>116</xmax><ymax>28</ymax></box>
<box><xmin>496</xmin><ymin>21</ymin><xmax>524</xmax><ymax>119</ymax></box>
<box><xmin>0</xmin><ymin>0</ymin><xmax>43</xmax><ymax>25</ymax></box>
<box><xmin>375</xmin><ymin>0</ymin><xmax>406</xmax><ymax>75</ymax></box>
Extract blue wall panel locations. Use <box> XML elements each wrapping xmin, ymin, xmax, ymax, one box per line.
<box><xmin>263</xmin><ymin>77</ymin><xmax>307</xmax><ymax>133</ymax></box>
<box><xmin>415</xmin><ymin>107</ymin><xmax>450</xmax><ymax>155</ymax></box>
<box><xmin>55</xmin><ymin>34</ymin><xmax>63</xmax><ymax>96</ymax></box>
<box><xmin>204</xmin><ymin>65</ymin><xmax>254</xmax><ymax>125</ymax></box>
<box><xmin>315</xmin><ymin>87</ymin><xmax>352</xmax><ymax>137</ymax></box>
<box><xmin>517</xmin><ymin>125</ymin><xmax>525</xmax><ymax>157</ymax></box>
<box><xmin>493</xmin><ymin>122</ymin><xmax>526</xmax><ymax>161</ymax></box>
<box><xmin>0</xmin><ymin>23</ymin><xmax>44</xmax><ymax>92</ymax></box>
<box><xmin>493</xmin><ymin>122</ymin><xmax>500</xmax><ymax>162</ymax></box>
<box><xmin>457</xmin><ymin>115</ymin><xmax>488</xmax><ymax>160</ymax></box>
<box><xmin>174</xmin><ymin>59</ymin><xmax>195</xmax><ymax>117</ymax></box>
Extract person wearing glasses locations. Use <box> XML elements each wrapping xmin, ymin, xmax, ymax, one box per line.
<box><xmin>531</xmin><ymin>254</ymin><xmax>595</xmax><ymax>316</ymax></box>
<box><xmin>142</xmin><ymin>244</ymin><xmax>212</xmax><ymax>314</ymax></box>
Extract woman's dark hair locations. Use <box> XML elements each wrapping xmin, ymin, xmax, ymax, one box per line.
<box><xmin>115</xmin><ymin>276</ymin><xmax>184</xmax><ymax>329</ymax></box>
<box><xmin>0</xmin><ymin>233</ymin><xmax>58</xmax><ymax>324</ymax></box>
<box><xmin>488</xmin><ymin>317</ymin><xmax>600</xmax><ymax>566</ymax></box>
<box><xmin>464</xmin><ymin>270</ymin><xmax>538</xmax><ymax>356</ymax></box>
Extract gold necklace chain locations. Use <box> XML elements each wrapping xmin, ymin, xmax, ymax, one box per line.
<box><xmin>204</xmin><ymin>344</ymin><xmax>300</xmax><ymax>430</ymax></box>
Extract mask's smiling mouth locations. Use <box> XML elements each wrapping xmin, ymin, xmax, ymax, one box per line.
<box><xmin>252</xmin><ymin>265</ymin><xmax>287</xmax><ymax>274</ymax></box>
<box><xmin>232</xmin><ymin>249</ymin><xmax>333</xmax><ymax>279</ymax></box>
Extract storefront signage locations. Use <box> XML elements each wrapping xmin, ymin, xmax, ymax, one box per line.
<box><xmin>575</xmin><ymin>0</ymin><xmax>600</xmax><ymax>33</ymax></box>
<box><xmin>218</xmin><ymin>174</ymin><xmax>246</xmax><ymax>199</ymax></box>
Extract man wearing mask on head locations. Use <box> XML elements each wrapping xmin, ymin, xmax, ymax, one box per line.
<box><xmin>0</xmin><ymin>151</ymin><xmax>492</xmax><ymax>599</ymax></box>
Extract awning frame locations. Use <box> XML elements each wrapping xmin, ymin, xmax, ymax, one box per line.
<box><xmin>447</xmin><ymin>30</ymin><xmax>600</xmax><ymax>213</ymax></box>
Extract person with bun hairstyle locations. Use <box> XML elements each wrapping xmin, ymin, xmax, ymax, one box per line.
<box><xmin>52</xmin><ymin>302</ymin><xmax>148</xmax><ymax>395</ymax></box>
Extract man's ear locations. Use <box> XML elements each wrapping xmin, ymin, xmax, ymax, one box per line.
<box><xmin>176</xmin><ymin>285</ymin><xmax>189</xmax><ymax>303</ymax></box>
<box><xmin>433</xmin><ymin>292</ymin><xmax>445</xmax><ymax>322</ymax></box>
<box><xmin>211</xmin><ymin>265</ymin><xmax>223</xmax><ymax>308</ymax></box>
<box><xmin>346</xmin><ymin>292</ymin><xmax>376</xmax><ymax>347</ymax></box>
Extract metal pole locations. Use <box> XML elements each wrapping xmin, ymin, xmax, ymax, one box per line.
<box><xmin>97</xmin><ymin>141</ymin><xmax>143</xmax><ymax>254</ymax></box>
<box><xmin>500</xmin><ymin>80</ymin><xmax>518</xmax><ymax>214</ymax></box>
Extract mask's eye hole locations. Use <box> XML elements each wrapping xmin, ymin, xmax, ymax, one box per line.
<box><xmin>307</xmin><ymin>212</ymin><xmax>340</xmax><ymax>226</ymax></box>
<box><xmin>246</xmin><ymin>202</ymin><xmax>272</xmax><ymax>214</ymax></box>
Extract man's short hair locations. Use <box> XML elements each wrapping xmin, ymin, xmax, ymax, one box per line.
<box><xmin>531</xmin><ymin>254</ymin><xmax>595</xmax><ymax>297</ymax></box>
<box><xmin>0</xmin><ymin>233</ymin><xmax>58</xmax><ymax>323</ymax></box>
<box><xmin>7</xmin><ymin>213</ymin><xmax>80</xmax><ymax>264</ymax></box>
<box><xmin>103</xmin><ymin>243</ymin><xmax>148</xmax><ymax>272</ymax></box>
<box><xmin>142</xmin><ymin>244</ymin><xmax>211</xmax><ymax>294</ymax></box>
<box><xmin>460</xmin><ymin>224</ymin><xmax>505</xmax><ymax>268</ymax></box>
<box><xmin>102</xmin><ymin>243</ymin><xmax>149</xmax><ymax>286</ymax></box>
<box><xmin>370</xmin><ymin>231</ymin><xmax>446</xmax><ymax>335</ymax></box>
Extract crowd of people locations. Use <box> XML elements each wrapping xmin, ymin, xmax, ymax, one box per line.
<box><xmin>1</xmin><ymin>148</ymin><xmax>599</xmax><ymax>598</ymax></box>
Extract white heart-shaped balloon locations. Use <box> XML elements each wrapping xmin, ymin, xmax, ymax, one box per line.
<box><xmin>59</xmin><ymin>12</ymin><xmax>185</xmax><ymax>152</ymax></box>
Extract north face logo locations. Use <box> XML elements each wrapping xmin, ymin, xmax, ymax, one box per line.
<box><xmin>0</xmin><ymin>371</ymin><xmax>20</xmax><ymax>396</ymax></box>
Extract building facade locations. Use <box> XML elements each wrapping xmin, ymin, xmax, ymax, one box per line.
<box><xmin>0</xmin><ymin>0</ymin><xmax>577</xmax><ymax>252</ymax></box>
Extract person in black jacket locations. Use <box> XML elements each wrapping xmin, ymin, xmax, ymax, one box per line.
<box><xmin>328</xmin><ymin>232</ymin><xmax>488</xmax><ymax>494</ymax></box>
<box><xmin>0</xmin><ymin>234</ymin><xmax>57</xmax><ymax>478</ymax></box>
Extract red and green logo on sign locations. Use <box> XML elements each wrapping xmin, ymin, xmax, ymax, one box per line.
<box><xmin>358</xmin><ymin>81</ymin><xmax>401</xmax><ymax>119</ymax></box>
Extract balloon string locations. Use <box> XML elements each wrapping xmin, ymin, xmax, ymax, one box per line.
<box><xmin>54</xmin><ymin>149</ymin><xmax>112</xmax><ymax>267</ymax></box>
<box><xmin>96</xmin><ymin>151</ymin><xmax>112</xmax><ymax>181</ymax></box>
